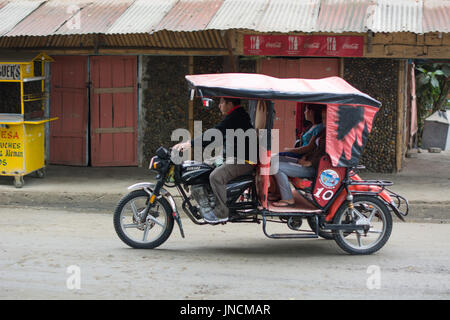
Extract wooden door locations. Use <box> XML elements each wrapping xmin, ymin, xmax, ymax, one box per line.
<box><xmin>50</xmin><ymin>56</ymin><xmax>89</xmax><ymax>166</ymax></box>
<box><xmin>260</xmin><ymin>59</ymin><xmax>300</xmax><ymax>152</ymax></box>
<box><xmin>90</xmin><ymin>56</ymin><xmax>137</xmax><ymax>166</ymax></box>
<box><xmin>260</xmin><ymin>58</ymin><xmax>339</xmax><ymax>152</ymax></box>
<box><xmin>299</xmin><ymin>58</ymin><xmax>339</xmax><ymax>79</ymax></box>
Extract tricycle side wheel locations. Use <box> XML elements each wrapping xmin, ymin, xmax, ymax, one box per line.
<box><xmin>333</xmin><ymin>195</ymin><xmax>392</xmax><ymax>255</ymax></box>
<box><xmin>13</xmin><ymin>176</ymin><xmax>24</xmax><ymax>188</ymax></box>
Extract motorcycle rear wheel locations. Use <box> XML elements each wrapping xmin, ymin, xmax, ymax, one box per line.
<box><xmin>333</xmin><ymin>195</ymin><xmax>392</xmax><ymax>255</ymax></box>
<box><xmin>114</xmin><ymin>190</ymin><xmax>174</xmax><ymax>249</ymax></box>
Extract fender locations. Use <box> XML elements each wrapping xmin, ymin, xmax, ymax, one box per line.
<box><xmin>127</xmin><ymin>182</ymin><xmax>185</xmax><ymax>238</ymax></box>
<box><xmin>325</xmin><ymin>174</ymin><xmax>400</xmax><ymax>222</ymax></box>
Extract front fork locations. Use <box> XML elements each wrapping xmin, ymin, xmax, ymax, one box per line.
<box><xmin>127</xmin><ymin>181</ymin><xmax>185</xmax><ymax>238</ymax></box>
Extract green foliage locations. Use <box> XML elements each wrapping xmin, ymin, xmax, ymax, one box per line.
<box><xmin>415</xmin><ymin>63</ymin><xmax>450</xmax><ymax>140</ymax></box>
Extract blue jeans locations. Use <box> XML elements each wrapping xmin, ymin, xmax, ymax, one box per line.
<box><xmin>278</xmin><ymin>152</ymin><xmax>303</xmax><ymax>159</ymax></box>
<box><xmin>273</xmin><ymin>161</ymin><xmax>315</xmax><ymax>200</ymax></box>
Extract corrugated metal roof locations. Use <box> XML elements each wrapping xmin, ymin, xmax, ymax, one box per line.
<box><xmin>107</xmin><ymin>0</ymin><xmax>178</xmax><ymax>34</ymax></box>
<box><xmin>257</xmin><ymin>0</ymin><xmax>320</xmax><ymax>33</ymax></box>
<box><xmin>0</xmin><ymin>0</ymin><xmax>449</xmax><ymax>46</ymax></box>
<box><xmin>423</xmin><ymin>0</ymin><xmax>450</xmax><ymax>33</ymax></box>
<box><xmin>155</xmin><ymin>0</ymin><xmax>224</xmax><ymax>32</ymax></box>
<box><xmin>0</xmin><ymin>1</ymin><xmax>9</xmax><ymax>10</ymax></box>
<box><xmin>56</xmin><ymin>0</ymin><xmax>134</xmax><ymax>35</ymax></box>
<box><xmin>367</xmin><ymin>0</ymin><xmax>423</xmax><ymax>33</ymax></box>
<box><xmin>6</xmin><ymin>0</ymin><xmax>88</xmax><ymax>36</ymax></box>
<box><xmin>207</xmin><ymin>0</ymin><xmax>269</xmax><ymax>30</ymax></box>
<box><xmin>317</xmin><ymin>0</ymin><xmax>374</xmax><ymax>33</ymax></box>
<box><xmin>0</xmin><ymin>0</ymin><xmax>45</xmax><ymax>36</ymax></box>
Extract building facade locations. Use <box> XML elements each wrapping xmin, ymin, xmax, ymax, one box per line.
<box><xmin>0</xmin><ymin>0</ymin><xmax>449</xmax><ymax>172</ymax></box>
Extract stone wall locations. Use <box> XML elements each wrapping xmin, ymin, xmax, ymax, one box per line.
<box><xmin>193</xmin><ymin>56</ymin><xmax>224</xmax><ymax>132</ymax></box>
<box><xmin>344</xmin><ymin>58</ymin><xmax>398</xmax><ymax>172</ymax></box>
<box><xmin>142</xmin><ymin>56</ymin><xmax>256</xmax><ymax>165</ymax></box>
<box><xmin>142</xmin><ymin>56</ymin><xmax>189</xmax><ymax>164</ymax></box>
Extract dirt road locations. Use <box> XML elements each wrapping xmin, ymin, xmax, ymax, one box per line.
<box><xmin>0</xmin><ymin>206</ymin><xmax>449</xmax><ymax>300</ymax></box>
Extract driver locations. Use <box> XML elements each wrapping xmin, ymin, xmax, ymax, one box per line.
<box><xmin>173</xmin><ymin>97</ymin><xmax>255</xmax><ymax>224</ymax></box>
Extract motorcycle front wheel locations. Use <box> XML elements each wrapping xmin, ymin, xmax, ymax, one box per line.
<box><xmin>114</xmin><ymin>190</ymin><xmax>174</xmax><ymax>249</ymax></box>
<box><xmin>333</xmin><ymin>195</ymin><xmax>392</xmax><ymax>255</ymax></box>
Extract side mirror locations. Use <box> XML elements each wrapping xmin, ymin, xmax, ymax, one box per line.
<box><xmin>202</xmin><ymin>98</ymin><xmax>214</xmax><ymax>109</ymax></box>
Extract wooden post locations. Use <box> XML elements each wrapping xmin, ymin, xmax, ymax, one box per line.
<box><xmin>339</xmin><ymin>58</ymin><xmax>345</xmax><ymax>78</ymax></box>
<box><xmin>396</xmin><ymin>60</ymin><xmax>407</xmax><ymax>172</ymax></box>
<box><xmin>188</xmin><ymin>56</ymin><xmax>194</xmax><ymax>159</ymax></box>
<box><xmin>225</xmin><ymin>30</ymin><xmax>238</xmax><ymax>72</ymax></box>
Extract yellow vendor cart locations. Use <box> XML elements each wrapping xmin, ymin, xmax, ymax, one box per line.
<box><xmin>0</xmin><ymin>52</ymin><xmax>56</xmax><ymax>188</ymax></box>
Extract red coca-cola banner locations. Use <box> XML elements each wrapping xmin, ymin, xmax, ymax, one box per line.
<box><xmin>244</xmin><ymin>35</ymin><xmax>364</xmax><ymax>57</ymax></box>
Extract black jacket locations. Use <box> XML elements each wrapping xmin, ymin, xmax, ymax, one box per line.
<box><xmin>191</xmin><ymin>107</ymin><xmax>256</xmax><ymax>162</ymax></box>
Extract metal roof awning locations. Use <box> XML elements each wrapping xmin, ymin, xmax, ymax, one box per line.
<box><xmin>0</xmin><ymin>0</ymin><xmax>45</xmax><ymax>36</ymax></box>
<box><xmin>0</xmin><ymin>0</ymin><xmax>448</xmax><ymax>53</ymax></box>
<box><xmin>423</xmin><ymin>0</ymin><xmax>450</xmax><ymax>33</ymax></box>
<box><xmin>1</xmin><ymin>0</ymin><xmax>449</xmax><ymax>37</ymax></box>
<box><xmin>107</xmin><ymin>0</ymin><xmax>178</xmax><ymax>35</ymax></box>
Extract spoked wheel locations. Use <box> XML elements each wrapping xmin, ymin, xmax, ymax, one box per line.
<box><xmin>333</xmin><ymin>195</ymin><xmax>392</xmax><ymax>255</ymax></box>
<box><xmin>114</xmin><ymin>190</ymin><xmax>174</xmax><ymax>249</ymax></box>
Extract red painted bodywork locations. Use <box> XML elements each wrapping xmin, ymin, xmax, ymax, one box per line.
<box><xmin>325</xmin><ymin>173</ymin><xmax>393</xmax><ymax>222</ymax></box>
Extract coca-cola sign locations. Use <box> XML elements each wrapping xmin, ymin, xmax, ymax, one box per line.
<box><xmin>244</xmin><ymin>35</ymin><xmax>364</xmax><ymax>57</ymax></box>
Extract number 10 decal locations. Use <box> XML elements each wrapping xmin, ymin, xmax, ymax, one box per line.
<box><xmin>314</xmin><ymin>187</ymin><xmax>334</xmax><ymax>201</ymax></box>
<box><xmin>312</xmin><ymin>162</ymin><xmax>345</xmax><ymax>207</ymax></box>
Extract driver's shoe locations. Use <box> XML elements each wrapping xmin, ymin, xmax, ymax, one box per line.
<box><xmin>202</xmin><ymin>210</ymin><xmax>228</xmax><ymax>224</ymax></box>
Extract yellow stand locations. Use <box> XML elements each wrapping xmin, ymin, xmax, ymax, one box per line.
<box><xmin>0</xmin><ymin>52</ymin><xmax>57</xmax><ymax>188</ymax></box>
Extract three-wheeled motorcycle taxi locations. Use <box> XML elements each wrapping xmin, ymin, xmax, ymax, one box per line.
<box><xmin>114</xmin><ymin>73</ymin><xmax>409</xmax><ymax>255</ymax></box>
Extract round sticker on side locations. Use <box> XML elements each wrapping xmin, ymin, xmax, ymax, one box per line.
<box><xmin>319</xmin><ymin>169</ymin><xmax>340</xmax><ymax>188</ymax></box>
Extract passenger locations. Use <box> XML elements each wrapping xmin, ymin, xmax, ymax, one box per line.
<box><xmin>279</xmin><ymin>103</ymin><xmax>324</xmax><ymax>160</ymax></box>
<box><xmin>271</xmin><ymin>108</ymin><xmax>327</xmax><ymax>207</ymax></box>
<box><xmin>268</xmin><ymin>104</ymin><xmax>324</xmax><ymax>197</ymax></box>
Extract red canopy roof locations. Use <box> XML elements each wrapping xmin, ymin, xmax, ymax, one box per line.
<box><xmin>187</xmin><ymin>73</ymin><xmax>382</xmax><ymax>168</ymax></box>
<box><xmin>185</xmin><ymin>73</ymin><xmax>381</xmax><ymax>108</ymax></box>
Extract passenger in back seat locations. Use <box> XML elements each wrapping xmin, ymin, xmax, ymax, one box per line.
<box><xmin>268</xmin><ymin>104</ymin><xmax>324</xmax><ymax>196</ymax></box>
<box><xmin>271</xmin><ymin>108</ymin><xmax>327</xmax><ymax>207</ymax></box>
<box><xmin>280</xmin><ymin>103</ymin><xmax>324</xmax><ymax>160</ymax></box>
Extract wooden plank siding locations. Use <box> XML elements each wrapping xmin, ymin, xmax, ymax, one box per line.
<box><xmin>90</xmin><ymin>56</ymin><xmax>138</xmax><ymax>167</ymax></box>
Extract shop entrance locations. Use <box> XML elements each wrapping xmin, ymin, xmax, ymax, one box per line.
<box><xmin>49</xmin><ymin>56</ymin><xmax>137</xmax><ymax>166</ymax></box>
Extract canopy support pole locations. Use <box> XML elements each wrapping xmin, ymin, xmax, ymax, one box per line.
<box><xmin>188</xmin><ymin>56</ymin><xmax>194</xmax><ymax>160</ymax></box>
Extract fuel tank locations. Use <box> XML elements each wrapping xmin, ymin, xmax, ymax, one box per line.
<box><xmin>180</xmin><ymin>161</ymin><xmax>214</xmax><ymax>185</ymax></box>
